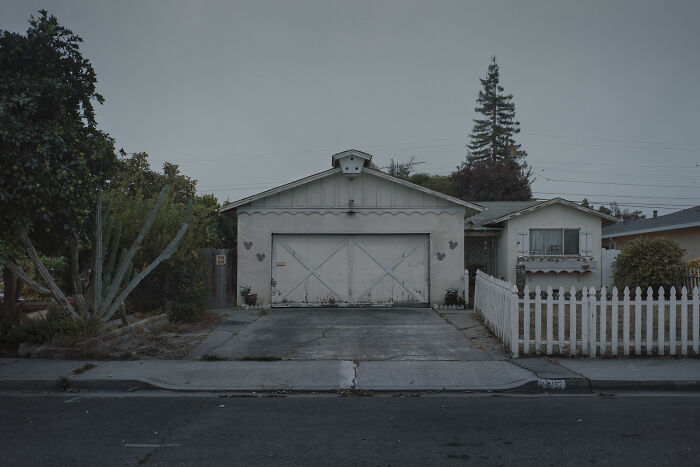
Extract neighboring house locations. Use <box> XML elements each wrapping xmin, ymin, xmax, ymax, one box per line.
<box><xmin>602</xmin><ymin>205</ymin><xmax>700</xmax><ymax>262</ymax></box>
<box><xmin>220</xmin><ymin>150</ymin><xmax>481</xmax><ymax>306</ymax></box>
<box><xmin>465</xmin><ymin>199</ymin><xmax>618</xmax><ymax>291</ymax></box>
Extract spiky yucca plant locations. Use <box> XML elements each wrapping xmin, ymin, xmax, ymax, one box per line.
<box><xmin>2</xmin><ymin>185</ymin><xmax>190</xmax><ymax>326</ymax></box>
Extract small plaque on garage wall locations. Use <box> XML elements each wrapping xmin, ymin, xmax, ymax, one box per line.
<box><xmin>216</xmin><ymin>255</ymin><xmax>227</xmax><ymax>266</ymax></box>
<box><xmin>275</xmin><ymin>261</ymin><xmax>286</xmax><ymax>267</ymax></box>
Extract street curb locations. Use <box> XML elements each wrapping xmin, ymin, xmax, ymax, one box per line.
<box><xmin>588</xmin><ymin>379</ymin><xmax>700</xmax><ymax>392</ymax></box>
<box><xmin>4</xmin><ymin>377</ymin><xmax>700</xmax><ymax>393</ymax></box>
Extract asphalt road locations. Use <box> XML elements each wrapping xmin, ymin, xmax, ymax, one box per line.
<box><xmin>1</xmin><ymin>392</ymin><xmax>699</xmax><ymax>466</ymax></box>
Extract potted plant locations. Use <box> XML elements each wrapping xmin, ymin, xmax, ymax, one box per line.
<box><xmin>444</xmin><ymin>288</ymin><xmax>466</xmax><ymax>307</ymax></box>
<box><xmin>239</xmin><ymin>285</ymin><xmax>257</xmax><ymax>306</ymax></box>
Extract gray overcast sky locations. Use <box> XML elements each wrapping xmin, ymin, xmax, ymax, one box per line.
<box><xmin>3</xmin><ymin>0</ymin><xmax>700</xmax><ymax>214</ymax></box>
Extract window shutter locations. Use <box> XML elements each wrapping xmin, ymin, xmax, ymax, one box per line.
<box><xmin>579</xmin><ymin>229</ymin><xmax>591</xmax><ymax>256</ymax></box>
<box><xmin>517</xmin><ymin>229</ymin><xmax>528</xmax><ymax>256</ymax></box>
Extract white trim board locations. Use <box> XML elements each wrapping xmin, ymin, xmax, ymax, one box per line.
<box><xmin>221</xmin><ymin>166</ymin><xmax>483</xmax><ymax>214</ymax></box>
<box><xmin>602</xmin><ymin>221</ymin><xmax>700</xmax><ymax>239</ymax></box>
<box><xmin>484</xmin><ymin>198</ymin><xmax>619</xmax><ymax>226</ymax></box>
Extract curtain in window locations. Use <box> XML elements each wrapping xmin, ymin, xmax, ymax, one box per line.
<box><xmin>529</xmin><ymin>229</ymin><xmax>546</xmax><ymax>255</ymax></box>
<box><xmin>546</xmin><ymin>229</ymin><xmax>563</xmax><ymax>255</ymax></box>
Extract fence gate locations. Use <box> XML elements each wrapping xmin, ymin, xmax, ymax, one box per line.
<box><xmin>200</xmin><ymin>248</ymin><xmax>236</xmax><ymax>308</ymax></box>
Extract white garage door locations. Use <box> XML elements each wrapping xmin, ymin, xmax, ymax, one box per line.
<box><xmin>271</xmin><ymin>234</ymin><xmax>429</xmax><ymax>306</ymax></box>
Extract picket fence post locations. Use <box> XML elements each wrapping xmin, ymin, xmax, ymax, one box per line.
<box><xmin>646</xmin><ymin>287</ymin><xmax>654</xmax><ymax>355</ymax></box>
<box><xmin>558</xmin><ymin>287</ymin><xmax>565</xmax><ymax>355</ymax></box>
<box><xmin>623</xmin><ymin>287</ymin><xmax>631</xmax><ymax>356</ymax></box>
<box><xmin>693</xmin><ymin>287</ymin><xmax>699</xmax><ymax>355</ymax></box>
<box><xmin>569</xmin><ymin>286</ymin><xmax>576</xmax><ymax>356</ymax></box>
<box><xmin>511</xmin><ymin>285</ymin><xmax>519</xmax><ymax>358</ymax></box>
<box><xmin>681</xmin><ymin>287</ymin><xmax>688</xmax><ymax>356</ymax></box>
<box><xmin>658</xmin><ymin>287</ymin><xmax>665</xmax><ymax>356</ymax></box>
<box><xmin>581</xmin><ymin>287</ymin><xmax>589</xmax><ymax>355</ymax></box>
<box><xmin>600</xmin><ymin>286</ymin><xmax>607</xmax><ymax>357</ymax></box>
<box><xmin>463</xmin><ymin>270</ymin><xmax>469</xmax><ymax>307</ymax></box>
<box><xmin>611</xmin><ymin>287</ymin><xmax>619</xmax><ymax>357</ymax></box>
<box><xmin>523</xmin><ymin>286</ymin><xmax>531</xmax><ymax>355</ymax></box>
<box><xmin>589</xmin><ymin>287</ymin><xmax>597</xmax><ymax>358</ymax></box>
<box><xmin>669</xmin><ymin>286</ymin><xmax>677</xmax><ymax>356</ymax></box>
<box><xmin>546</xmin><ymin>286</ymin><xmax>553</xmax><ymax>355</ymax></box>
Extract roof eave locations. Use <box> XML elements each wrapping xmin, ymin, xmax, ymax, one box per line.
<box><xmin>219</xmin><ymin>167</ymin><xmax>341</xmax><ymax>213</ymax></box>
<box><xmin>482</xmin><ymin>198</ymin><xmax>619</xmax><ymax>226</ymax></box>
<box><xmin>362</xmin><ymin>168</ymin><xmax>483</xmax><ymax>213</ymax></box>
<box><xmin>602</xmin><ymin>220</ymin><xmax>700</xmax><ymax>239</ymax></box>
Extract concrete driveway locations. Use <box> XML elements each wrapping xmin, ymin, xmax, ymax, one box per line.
<box><xmin>189</xmin><ymin>308</ymin><xmax>506</xmax><ymax>361</ymax></box>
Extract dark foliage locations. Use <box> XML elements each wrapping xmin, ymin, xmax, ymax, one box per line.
<box><xmin>0</xmin><ymin>11</ymin><xmax>116</xmax><ymax>252</ymax></box>
<box><xmin>613</xmin><ymin>237</ymin><xmax>686</xmax><ymax>293</ymax></box>
<box><xmin>452</xmin><ymin>160</ymin><xmax>532</xmax><ymax>201</ymax></box>
<box><xmin>467</xmin><ymin>57</ymin><xmax>526</xmax><ymax>164</ymax></box>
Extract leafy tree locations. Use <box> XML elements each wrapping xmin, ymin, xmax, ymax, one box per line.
<box><xmin>406</xmin><ymin>173</ymin><xmax>459</xmax><ymax>198</ymax></box>
<box><xmin>106</xmin><ymin>152</ymin><xmax>236</xmax><ymax>320</ymax></box>
<box><xmin>454</xmin><ymin>57</ymin><xmax>533</xmax><ymax>201</ymax></box>
<box><xmin>582</xmin><ymin>199</ymin><xmax>645</xmax><ymax>221</ymax></box>
<box><xmin>613</xmin><ymin>237</ymin><xmax>685</xmax><ymax>293</ymax></box>
<box><xmin>0</xmin><ymin>11</ymin><xmax>116</xmax><ymax>322</ymax></box>
<box><xmin>110</xmin><ymin>151</ymin><xmax>196</xmax><ymax>204</ymax></box>
<box><xmin>452</xmin><ymin>159</ymin><xmax>532</xmax><ymax>201</ymax></box>
<box><xmin>467</xmin><ymin>57</ymin><xmax>526</xmax><ymax>164</ymax></box>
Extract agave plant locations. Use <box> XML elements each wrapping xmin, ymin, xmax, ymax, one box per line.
<box><xmin>2</xmin><ymin>186</ymin><xmax>190</xmax><ymax>324</ymax></box>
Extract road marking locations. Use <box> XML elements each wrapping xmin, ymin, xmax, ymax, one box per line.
<box><xmin>124</xmin><ymin>444</ymin><xmax>180</xmax><ymax>448</ymax></box>
<box><xmin>64</xmin><ymin>397</ymin><xmax>81</xmax><ymax>403</ymax></box>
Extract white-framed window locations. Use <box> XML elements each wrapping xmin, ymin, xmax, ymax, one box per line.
<box><xmin>529</xmin><ymin>228</ymin><xmax>580</xmax><ymax>256</ymax></box>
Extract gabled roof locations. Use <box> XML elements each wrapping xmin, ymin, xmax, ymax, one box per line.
<box><xmin>465</xmin><ymin>198</ymin><xmax>619</xmax><ymax>230</ymax></box>
<box><xmin>219</xmin><ymin>165</ymin><xmax>483</xmax><ymax>213</ymax></box>
<box><xmin>362</xmin><ymin>168</ymin><xmax>483</xmax><ymax>212</ymax></box>
<box><xmin>465</xmin><ymin>201</ymin><xmax>542</xmax><ymax>229</ymax></box>
<box><xmin>602</xmin><ymin>205</ymin><xmax>700</xmax><ymax>238</ymax></box>
<box><xmin>220</xmin><ymin>167</ymin><xmax>339</xmax><ymax>212</ymax></box>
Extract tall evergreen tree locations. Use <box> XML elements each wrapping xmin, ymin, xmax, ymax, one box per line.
<box><xmin>467</xmin><ymin>57</ymin><xmax>525</xmax><ymax>163</ymax></box>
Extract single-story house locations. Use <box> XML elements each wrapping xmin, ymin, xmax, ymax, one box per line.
<box><xmin>220</xmin><ymin>150</ymin><xmax>482</xmax><ymax>306</ymax></box>
<box><xmin>465</xmin><ymin>199</ymin><xmax>619</xmax><ymax>291</ymax></box>
<box><xmin>602</xmin><ymin>205</ymin><xmax>700</xmax><ymax>263</ymax></box>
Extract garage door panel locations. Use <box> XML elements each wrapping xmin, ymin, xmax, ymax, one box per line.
<box><xmin>282</xmin><ymin>274</ymin><xmax>345</xmax><ymax>305</ymax></box>
<box><xmin>272</xmin><ymin>234</ymin><xmax>428</xmax><ymax>306</ymax></box>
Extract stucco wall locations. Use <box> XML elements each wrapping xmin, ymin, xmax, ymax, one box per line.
<box><xmin>236</xmin><ymin>210</ymin><xmax>466</xmax><ymax>306</ymax></box>
<box><xmin>497</xmin><ymin>222</ymin><xmax>510</xmax><ymax>280</ymax></box>
<box><xmin>606</xmin><ymin>226</ymin><xmax>700</xmax><ymax>263</ymax></box>
<box><xmin>503</xmin><ymin>204</ymin><xmax>604</xmax><ymax>290</ymax></box>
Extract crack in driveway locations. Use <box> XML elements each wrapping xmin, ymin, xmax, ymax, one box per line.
<box><xmin>284</xmin><ymin>325</ymin><xmax>336</xmax><ymax>357</ymax></box>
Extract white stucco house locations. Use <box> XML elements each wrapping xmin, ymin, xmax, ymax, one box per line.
<box><xmin>221</xmin><ymin>150</ymin><xmax>482</xmax><ymax>307</ymax></box>
<box><xmin>464</xmin><ymin>199</ymin><xmax>619</xmax><ymax>291</ymax></box>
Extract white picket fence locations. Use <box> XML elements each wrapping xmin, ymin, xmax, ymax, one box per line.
<box><xmin>473</xmin><ymin>271</ymin><xmax>519</xmax><ymax>356</ymax></box>
<box><xmin>474</xmin><ymin>270</ymin><xmax>700</xmax><ymax>358</ymax></box>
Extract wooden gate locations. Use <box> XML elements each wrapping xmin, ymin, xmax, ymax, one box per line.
<box><xmin>200</xmin><ymin>248</ymin><xmax>236</xmax><ymax>308</ymax></box>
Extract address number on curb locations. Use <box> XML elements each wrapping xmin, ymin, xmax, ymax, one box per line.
<box><xmin>538</xmin><ymin>379</ymin><xmax>566</xmax><ymax>390</ymax></box>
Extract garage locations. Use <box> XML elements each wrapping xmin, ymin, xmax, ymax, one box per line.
<box><xmin>220</xmin><ymin>149</ymin><xmax>481</xmax><ymax>307</ymax></box>
<box><xmin>271</xmin><ymin>234</ymin><xmax>429</xmax><ymax>306</ymax></box>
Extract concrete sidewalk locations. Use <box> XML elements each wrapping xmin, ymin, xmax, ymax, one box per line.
<box><xmin>2</xmin><ymin>357</ymin><xmax>700</xmax><ymax>393</ymax></box>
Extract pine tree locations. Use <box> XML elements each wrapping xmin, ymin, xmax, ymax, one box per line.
<box><xmin>467</xmin><ymin>57</ymin><xmax>526</xmax><ymax>164</ymax></box>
